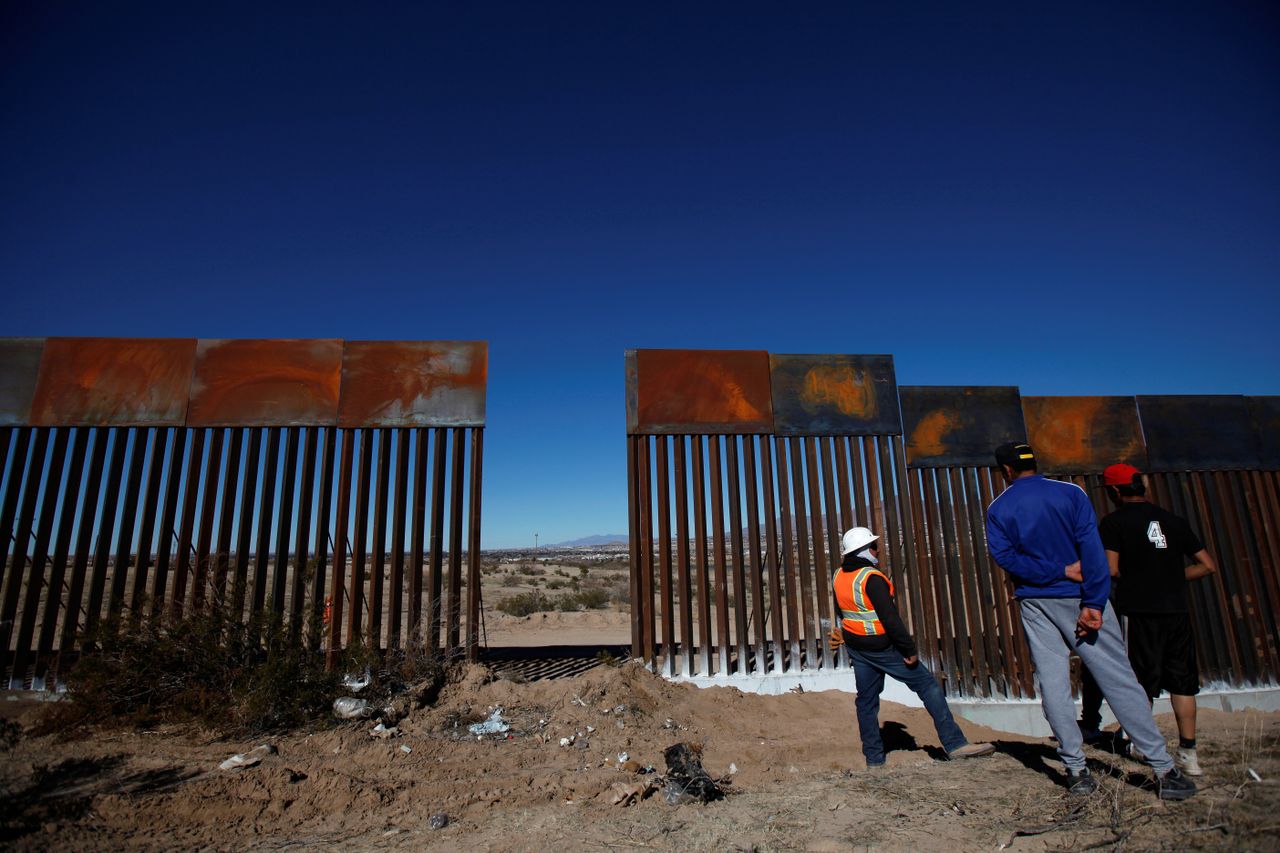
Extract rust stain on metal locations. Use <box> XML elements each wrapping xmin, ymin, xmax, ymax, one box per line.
<box><xmin>632</xmin><ymin>349</ymin><xmax>772</xmax><ymax>434</ymax></box>
<box><xmin>1022</xmin><ymin>396</ymin><xmax>1145</xmax><ymax>473</ymax></box>
<box><xmin>188</xmin><ymin>339</ymin><xmax>342</xmax><ymax>426</ymax></box>
<box><xmin>29</xmin><ymin>337</ymin><xmax>196</xmax><ymax>426</ymax></box>
<box><xmin>909</xmin><ymin>409</ymin><xmax>957</xmax><ymax>459</ymax></box>
<box><xmin>901</xmin><ymin>386</ymin><xmax>1026</xmax><ymax>468</ymax></box>
<box><xmin>771</xmin><ymin>354</ymin><xmax>900</xmax><ymax>436</ymax></box>
<box><xmin>338</xmin><ymin>341</ymin><xmax>487</xmax><ymax>427</ymax></box>
<box><xmin>0</xmin><ymin>338</ymin><xmax>45</xmax><ymax>426</ymax></box>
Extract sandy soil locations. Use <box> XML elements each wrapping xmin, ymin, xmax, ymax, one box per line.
<box><xmin>481</xmin><ymin>609</ymin><xmax>631</xmax><ymax>648</ymax></box>
<box><xmin>2</xmin><ymin>659</ymin><xmax>1278</xmax><ymax>852</ymax></box>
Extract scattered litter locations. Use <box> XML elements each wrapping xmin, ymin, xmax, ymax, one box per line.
<box><xmin>333</xmin><ymin>697</ymin><xmax>372</xmax><ymax>719</ymax></box>
<box><xmin>571</xmin><ymin>696</ymin><xmax>587</xmax><ymax>707</ymax></box>
<box><xmin>370</xmin><ymin>723</ymin><xmax>400</xmax><ymax>739</ymax></box>
<box><xmin>728</xmin><ymin>762</ymin><xmax>738</xmax><ymax>775</ymax></box>
<box><xmin>342</xmin><ymin>670</ymin><xmax>372</xmax><ymax>692</ymax></box>
<box><xmin>1248</xmin><ymin>768</ymin><xmax>1262</xmax><ymax>782</ymax></box>
<box><xmin>574</xmin><ymin>738</ymin><xmax>589</xmax><ymax>750</ymax></box>
<box><xmin>219</xmin><ymin>744</ymin><xmax>277</xmax><ymax>771</ymax></box>
<box><xmin>560</xmin><ymin>736</ymin><xmax>574</xmax><ymax>747</ymax></box>
<box><xmin>430</xmin><ymin>813</ymin><xmax>449</xmax><ymax>830</ymax></box>
<box><xmin>468</xmin><ymin>707</ymin><xmax>510</xmax><ymax>736</ymax></box>
<box><xmin>661</xmin><ymin>742</ymin><xmax>725</xmax><ymax>805</ymax></box>
<box><xmin>663</xmin><ymin>718</ymin><xmax>676</xmax><ymax>729</ymax></box>
<box><xmin>400</xmin><ymin>745</ymin><xmax>412</xmax><ymax>754</ymax></box>
<box><xmin>586</xmin><ymin>726</ymin><xmax>595</xmax><ymax>733</ymax></box>
<box><xmin>613</xmin><ymin>704</ymin><xmax>627</xmax><ymax>714</ymax></box>
<box><xmin>617</xmin><ymin>751</ymin><xmax>629</xmax><ymax>762</ymax></box>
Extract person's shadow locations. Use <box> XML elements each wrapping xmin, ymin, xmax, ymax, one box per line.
<box><xmin>881</xmin><ymin>721</ymin><xmax>947</xmax><ymax>761</ymax></box>
<box><xmin>991</xmin><ymin>739</ymin><xmax>1062</xmax><ymax>785</ymax></box>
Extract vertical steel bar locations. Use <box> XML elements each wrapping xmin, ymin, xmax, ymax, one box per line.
<box><xmin>690</xmin><ymin>436</ymin><xmax>711</xmax><ymax>675</ymax></box>
<box><xmin>834</xmin><ymin>437</ymin><xmax>855</xmax><ymax>534</ymax></box>
<box><xmin>61</xmin><ymin>430</ymin><xmax>108</xmax><ymax>654</ymax></box>
<box><xmin>291</xmin><ymin>428</ymin><xmax>317</xmax><ymax>633</ymax></box>
<box><xmin>1197</xmin><ymin>471</ymin><xmax>1258</xmax><ymax>682</ymax></box>
<box><xmin>774</xmin><ymin>437</ymin><xmax>802</xmax><ymax>670</ymax></box>
<box><xmin>655</xmin><ymin>436</ymin><xmax>674</xmax><ymax>675</ymax></box>
<box><xmin>348</xmin><ymin>430</ymin><xmax>374</xmax><ymax>646</ymax></box>
<box><xmin>108</xmin><ymin>428</ymin><xmax>149</xmax><ymax>614</ymax></box>
<box><xmin>212</xmin><ymin>429</ymin><xmax>244</xmax><ymax>604</ymax></box>
<box><xmin>251</xmin><ymin>427</ymin><xmax>281</xmax><ymax>617</ymax></box>
<box><xmin>151</xmin><ymin>429</ymin><xmax>187</xmax><ymax>619</ymax></box>
<box><xmin>759</xmin><ymin>437</ymin><xmax>785</xmax><ymax>674</ymax></box>
<box><xmin>965</xmin><ymin>466</ymin><xmax>1010</xmax><ymax>697</ymax></box>
<box><xmin>191</xmin><ymin>428</ymin><xmax>224</xmax><ymax>610</ymax></box>
<box><xmin>1216</xmin><ymin>470</ymin><xmax>1277</xmax><ymax>674</ymax></box>
<box><xmin>626</xmin><ymin>435</ymin><xmax>642</xmax><ymax>659</ymax></box>
<box><xmin>820</xmin><ymin>437</ymin><xmax>844</xmax><ymax>667</ymax></box>
<box><xmin>948</xmin><ymin>468</ymin><xmax>992</xmax><ymax>697</ymax></box>
<box><xmin>231</xmin><ymin>428</ymin><xmax>263</xmax><ymax>617</ymax></box>
<box><xmin>803</xmin><ymin>437</ymin><xmax>834</xmax><ymax>669</ymax></box>
<box><xmin>673</xmin><ymin>436</ymin><xmax>693</xmax><ymax>675</ymax></box>
<box><xmin>169</xmin><ymin>429</ymin><xmax>205</xmax><ymax>620</ymax></box>
<box><xmin>389</xmin><ymin>428</ymin><xmax>410</xmax><ymax>650</ymax></box>
<box><xmin>131</xmin><ymin>428</ymin><xmax>170</xmax><ymax>612</ymax></box>
<box><xmin>466</xmin><ymin>428</ymin><xmax>484</xmax><ymax>661</ymax></box>
<box><xmin>635</xmin><ymin>435</ymin><xmax>655</xmax><ymax>666</ymax></box>
<box><xmin>427</xmin><ymin>428</ymin><xmax>447</xmax><ymax>652</ymax></box>
<box><xmin>86</xmin><ymin>428</ymin><xmax>129</xmax><ymax>630</ymax></box>
<box><xmin>904</xmin><ymin>463</ymin><xmax>942</xmax><ymax>678</ymax></box>
<box><xmin>368</xmin><ymin>429</ymin><xmax>391</xmax><ymax>648</ymax></box>
<box><xmin>327</xmin><ymin>430</ymin><xmax>354</xmax><ymax>664</ymax></box>
<box><xmin>743</xmin><ymin>435</ymin><xmax>768</xmax><ymax>674</ymax></box>
<box><xmin>918</xmin><ymin>468</ymin><xmax>960</xmax><ymax>694</ymax></box>
<box><xmin>310</xmin><ymin>428</ymin><xmax>336</xmax><ymax>649</ymax></box>
<box><xmin>708</xmin><ymin>436</ymin><xmax>730</xmax><ymax>674</ymax></box>
<box><xmin>936</xmin><ymin>469</ymin><xmax>977</xmax><ymax>695</ymax></box>
<box><xmin>725</xmin><ymin>436</ymin><xmax>749</xmax><ymax>673</ymax></box>
<box><xmin>0</xmin><ymin>428</ymin><xmax>49</xmax><ymax>662</ymax></box>
<box><xmin>271</xmin><ymin>427</ymin><xmax>299</xmax><ymax>617</ymax></box>
<box><xmin>788</xmin><ymin>437</ymin><xmax>818</xmax><ymax>669</ymax></box>
<box><xmin>889</xmin><ymin>437</ymin><xmax>928</xmax><ymax>665</ymax></box>
<box><xmin>446</xmin><ymin>427</ymin><xmax>465</xmax><ymax>651</ymax></box>
<box><xmin>410</xmin><ymin>428</ymin><xmax>428</xmax><ymax>643</ymax></box>
<box><xmin>0</xmin><ymin>428</ymin><xmax>33</xmax><ymax>615</ymax></box>
<box><xmin>1170</xmin><ymin>471</ymin><xmax>1239</xmax><ymax>684</ymax></box>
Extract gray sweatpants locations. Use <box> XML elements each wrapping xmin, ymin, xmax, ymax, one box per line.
<box><xmin>1020</xmin><ymin>597</ymin><xmax>1173</xmax><ymax>774</ymax></box>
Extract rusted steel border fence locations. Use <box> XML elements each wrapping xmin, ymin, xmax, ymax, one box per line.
<box><xmin>627</xmin><ymin>349</ymin><xmax>1280</xmax><ymax>700</ymax></box>
<box><xmin>0</xmin><ymin>337</ymin><xmax>486</xmax><ymax>688</ymax></box>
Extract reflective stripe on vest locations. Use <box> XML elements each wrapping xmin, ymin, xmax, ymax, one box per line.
<box><xmin>833</xmin><ymin>566</ymin><xmax>894</xmax><ymax>636</ymax></box>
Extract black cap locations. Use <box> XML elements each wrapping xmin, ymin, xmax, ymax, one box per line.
<box><xmin>994</xmin><ymin>442</ymin><xmax>1036</xmax><ymax>470</ymax></box>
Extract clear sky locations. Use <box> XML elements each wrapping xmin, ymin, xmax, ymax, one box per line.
<box><xmin>2</xmin><ymin>2</ymin><xmax>1277</xmax><ymax>548</ymax></box>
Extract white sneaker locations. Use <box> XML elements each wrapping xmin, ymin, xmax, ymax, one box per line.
<box><xmin>1177</xmin><ymin>748</ymin><xmax>1204</xmax><ymax>776</ymax></box>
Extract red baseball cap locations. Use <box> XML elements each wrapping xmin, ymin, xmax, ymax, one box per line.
<box><xmin>1103</xmin><ymin>463</ymin><xmax>1142</xmax><ymax>487</ymax></box>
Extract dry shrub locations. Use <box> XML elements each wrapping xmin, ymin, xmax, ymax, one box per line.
<box><xmin>497</xmin><ymin>591</ymin><xmax>554</xmax><ymax>617</ymax></box>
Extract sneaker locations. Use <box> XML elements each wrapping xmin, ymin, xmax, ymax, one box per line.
<box><xmin>1158</xmin><ymin>767</ymin><xmax>1197</xmax><ymax>801</ymax></box>
<box><xmin>1066</xmin><ymin>767</ymin><xmax>1099</xmax><ymax>795</ymax></box>
<box><xmin>1176</xmin><ymin>748</ymin><xmax>1204</xmax><ymax>777</ymax></box>
<box><xmin>947</xmin><ymin>742</ymin><xmax>995</xmax><ymax>760</ymax></box>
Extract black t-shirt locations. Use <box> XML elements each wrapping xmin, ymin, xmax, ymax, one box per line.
<box><xmin>1098</xmin><ymin>501</ymin><xmax>1205</xmax><ymax>614</ymax></box>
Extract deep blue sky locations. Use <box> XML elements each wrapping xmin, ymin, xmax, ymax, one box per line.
<box><xmin>2</xmin><ymin>2</ymin><xmax>1277</xmax><ymax>548</ymax></box>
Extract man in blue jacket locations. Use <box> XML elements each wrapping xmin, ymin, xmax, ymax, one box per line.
<box><xmin>985</xmin><ymin>443</ymin><xmax>1195</xmax><ymax>800</ymax></box>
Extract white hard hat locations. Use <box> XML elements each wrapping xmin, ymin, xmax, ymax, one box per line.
<box><xmin>840</xmin><ymin>526</ymin><xmax>879</xmax><ymax>556</ymax></box>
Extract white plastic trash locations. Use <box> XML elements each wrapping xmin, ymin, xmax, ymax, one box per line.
<box><xmin>468</xmin><ymin>707</ymin><xmax>510</xmax><ymax>736</ymax></box>
<box><xmin>334</xmin><ymin>697</ymin><xmax>372</xmax><ymax>719</ymax></box>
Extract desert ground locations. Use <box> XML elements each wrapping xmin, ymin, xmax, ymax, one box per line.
<box><xmin>1</xmin><ymin>557</ymin><xmax>1278</xmax><ymax>851</ymax></box>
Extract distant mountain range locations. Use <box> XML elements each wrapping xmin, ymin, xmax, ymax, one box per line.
<box><xmin>549</xmin><ymin>534</ymin><xmax>629</xmax><ymax>547</ymax></box>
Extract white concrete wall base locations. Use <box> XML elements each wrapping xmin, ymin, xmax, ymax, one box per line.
<box><xmin>668</xmin><ymin>669</ymin><xmax>1280</xmax><ymax>738</ymax></box>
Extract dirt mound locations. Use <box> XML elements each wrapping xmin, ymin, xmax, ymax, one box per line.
<box><xmin>3</xmin><ymin>671</ymin><xmax>1278</xmax><ymax>851</ymax></box>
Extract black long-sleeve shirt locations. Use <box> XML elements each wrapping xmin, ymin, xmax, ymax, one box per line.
<box><xmin>838</xmin><ymin>555</ymin><xmax>918</xmax><ymax>658</ymax></box>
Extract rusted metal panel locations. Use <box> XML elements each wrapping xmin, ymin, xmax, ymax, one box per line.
<box><xmin>1138</xmin><ymin>395</ymin><xmax>1260</xmax><ymax>471</ymax></box>
<box><xmin>1022</xmin><ymin>396</ymin><xmax>1146</xmax><ymax>474</ymax></box>
<box><xmin>770</xmin><ymin>354</ymin><xmax>901</xmax><ymax>436</ymax></box>
<box><xmin>30</xmin><ymin>338</ymin><xmax>196</xmax><ymax>426</ymax></box>
<box><xmin>901</xmin><ymin>386</ymin><xmax>1026</xmax><ymax>468</ymax></box>
<box><xmin>188</xmin><ymin>339</ymin><xmax>342</xmax><ymax>427</ymax></box>
<box><xmin>1251</xmin><ymin>397</ymin><xmax>1280</xmax><ymax>469</ymax></box>
<box><xmin>339</xmin><ymin>341</ymin><xmax>487</xmax><ymax>428</ymax></box>
<box><xmin>629</xmin><ymin>349</ymin><xmax>773</xmax><ymax>435</ymax></box>
<box><xmin>0</xmin><ymin>338</ymin><xmax>45</xmax><ymax>426</ymax></box>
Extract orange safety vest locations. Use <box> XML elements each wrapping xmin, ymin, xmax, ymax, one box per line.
<box><xmin>833</xmin><ymin>566</ymin><xmax>894</xmax><ymax>637</ymax></box>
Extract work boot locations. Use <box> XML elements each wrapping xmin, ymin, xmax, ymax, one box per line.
<box><xmin>1158</xmin><ymin>767</ymin><xmax>1197</xmax><ymax>801</ymax></box>
<box><xmin>1066</xmin><ymin>767</ymin><xmax>1099</xmax><ymax>795</ymax></box>
<box><xmin>1176</xmin><ymin>748</ymin><xmax>1204</xmax><ymax>777</ymax></box>
<box><xmin>947</xmin><ymin>742</ymin><xmax>995</xmax><ymax>760</ymax></box>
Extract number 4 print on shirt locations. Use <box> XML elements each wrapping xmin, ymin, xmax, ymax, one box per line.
<box><xmin>1147</xmin><ymin>521</ymin><xmax>1168</xmax><ymax>549</ymax></box>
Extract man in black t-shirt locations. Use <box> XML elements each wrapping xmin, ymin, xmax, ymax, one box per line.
<box><xmin>1098</xmin><ymin>463</ymin><xmax>1218</xmax><ymax>777</ymax></box>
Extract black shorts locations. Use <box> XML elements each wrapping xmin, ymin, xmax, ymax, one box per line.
<box><xmin>1124</xmin><ymin>612</ymin><xmax>1200</xmax><ymax>698</ymax></box>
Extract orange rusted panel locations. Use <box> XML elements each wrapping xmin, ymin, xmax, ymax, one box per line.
<box><xmin>1022</xmin><ymin>396</ymin><xmax>1146</xmax><ymax>474</ymax></box>
<box><xmin>770</xmin><ymin>354</ymin><xmax>900</xmax><ymax>436</ymax></box>
<box><xmin>187</xmin><ymin>339</ymin><xmax>342</xmax><ymax>427</ymax></box>
<box><xmin>29</xmin><ymin>337</ymin><xmax>196</xmax><ymax>426</ymax></box>
<box><xmin>629</xmin><ymin>349</ymin><xmax>773</xmax><ymax>435</ymax></box>
<box><xmin>901</xmin><ymin>386</ymin><xmax>1026</xmax><ymax>468</ymax></box>
<box><xmin>338</xmin><ymin>341</ymin><xmax>487</xmax><ymax>427</ymax></box>
<box><xmin>0</xmin><ymin>338</ymin><xmax>45</xmax><ymax>426</ymax></box>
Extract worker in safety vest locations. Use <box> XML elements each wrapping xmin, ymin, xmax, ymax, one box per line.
<box><xmin>832</xmin><ymin>526</ymin><xmax>995</xmax><ymax>768</ymax></box>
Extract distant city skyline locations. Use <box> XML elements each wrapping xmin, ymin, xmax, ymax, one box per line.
<box><xmin>3</xmin><ymin>3</ymin><xmax>1277</xmax><ymax>548</ymax></box>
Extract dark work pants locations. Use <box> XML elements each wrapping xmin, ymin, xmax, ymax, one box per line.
<box><xmin>849</xmin><ymin>646</ymin><xmax>969</xmax><ymax>766</ymax></box>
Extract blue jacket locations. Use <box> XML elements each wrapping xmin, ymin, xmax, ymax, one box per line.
<box><xmin>984</xmin><ymin>474</ymin><xmax>1110</xmax><ymax>611</ymax></box>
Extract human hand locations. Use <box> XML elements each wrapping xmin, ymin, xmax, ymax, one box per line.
<box><xmin>1075</xmin><ymin>607</ymin><xmax>1103</xmax><ymax>638</ymax></box>
<box><xmin>903</xmin><ymin>655</ymin><xmax>918</xmax><ymax>666</ymax></box>
<box><xmin>1064</xmin><ymin>561</ymin><xmax>1083</xmax><ymax>582</ymax></box>
<box><xmin>828</xmin><ymin>628</ymin><xmax>843</xmax><ymax>651</ymax></box>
